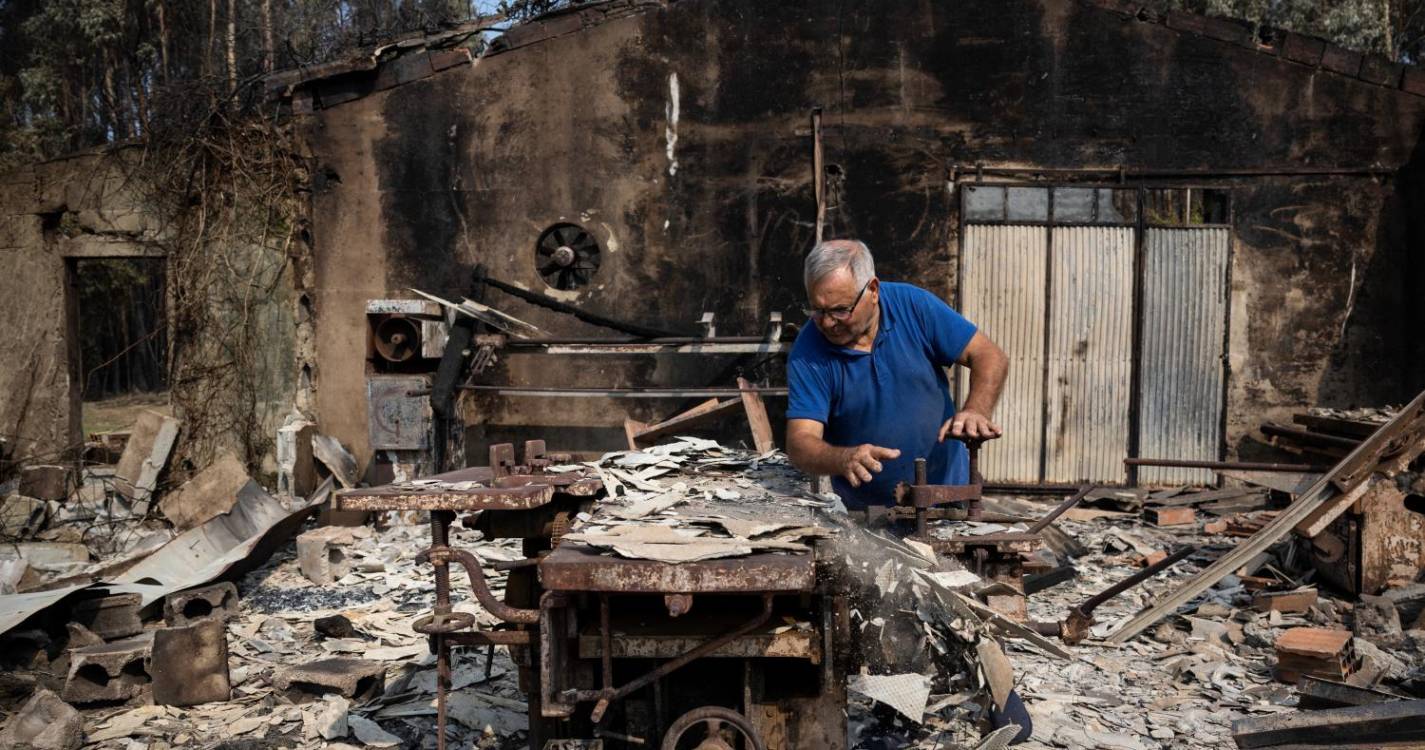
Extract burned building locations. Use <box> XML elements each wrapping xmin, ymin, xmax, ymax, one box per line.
<box><xmin>5</xmin><ymin>0</ymin><xmax>1425</xmax><ymax>485</ymax></box>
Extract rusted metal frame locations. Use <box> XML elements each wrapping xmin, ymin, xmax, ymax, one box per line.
<box><xmin>1026</xmin><ymin>485</ymin><xmax>1092</xmax><ymax>534</ymax></box>
<box><xmin>458</xmin><ymin>385</ymin><xmax>788</xmax><ymax>398</ymax></box>
<box><xmin>430</xmin><ymin>511</ymin><xmax>454</xmax><ymax>750</ymax></box>
<box><xmin>1263</xmin><ymin>422</ymin><xmax>1363</xmax><ymax>450</ymax></box>
<box><xmin>1107</xmin><ymin>389</ymin><xmax>1425</xmax><ymax>644</ymax></box>
<box><xmin>336</xmin><ymin>483</ymin><xmax>556</xmax><ymax>512</ymax></box>
<box><xmin>564</xmin><ymin>593</ymin><xmax>776</xmax><ymax>723</ymax></box>
<box><xmin>1124</xmin><ymin>457</ymin><xmax>1333</xmax><ymax>473</ymax></box>
<box><xmin>600</xmin><ymin>595</ymin><xmax>614</xmax><ymax>695</ymax></box>
<box><xmin>905</xmin><ymin>484</ymin><xmax>983</xmax><ymax>507</ymax></box>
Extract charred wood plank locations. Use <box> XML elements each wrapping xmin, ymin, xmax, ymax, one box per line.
<box><xmin>1231</xmin><ymin>699</ymin><xmax>1425</xmax><ymax>748</ymax></box>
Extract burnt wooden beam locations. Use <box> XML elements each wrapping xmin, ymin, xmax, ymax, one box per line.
<box><xmin>1231</xmin><ymin>699</ymin><xmax>1425</xmax><ymax>748</ymax></box>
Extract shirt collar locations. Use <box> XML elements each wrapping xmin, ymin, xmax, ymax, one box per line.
<box><xmin>823</xmin><ymin>293</ymin><xmax>893</xmax><ymax>358</ymax></box>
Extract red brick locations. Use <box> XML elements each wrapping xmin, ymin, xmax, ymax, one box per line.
<box><xmin>1276</xmin><ymin>627</ymin><xmax>1352</xmax><ymax>659</ymax></box>
<box><xmin>1144</xmin><ymin>506</ymin><xmax>1195</xmax><ymax>526</ymax></box>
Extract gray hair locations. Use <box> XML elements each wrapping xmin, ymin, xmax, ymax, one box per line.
<box><xmin>804</xmin><ymin>239</ymin><xmax>876</xmax><ymax>290</ymax></box>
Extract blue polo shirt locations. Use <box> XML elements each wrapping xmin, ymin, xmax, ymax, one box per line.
<box><xmin>787</xmin><ymin>282</ymin><xmax>978</xmax><ymax>509</ymax></box>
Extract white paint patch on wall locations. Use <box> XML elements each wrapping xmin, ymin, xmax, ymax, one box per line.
<box><xmin>665</xmin><ymin>72</ymin><xmax>680</xmax><ymax>177</ymax></box>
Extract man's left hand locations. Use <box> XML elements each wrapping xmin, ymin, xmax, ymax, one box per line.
<box><xmin>939</xmin><ymin>409</ymin><xmax>1003</xmax><ymax>442</ymax></box>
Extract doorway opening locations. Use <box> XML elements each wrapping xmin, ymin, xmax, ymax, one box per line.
<box><xmin>72</xmin><ymin>258</ymin><xmax>170</xmax><ymax>440</ymax></box>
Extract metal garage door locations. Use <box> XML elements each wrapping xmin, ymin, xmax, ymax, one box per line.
<box><xmin>1135</xmin><ymin>227</ymin><xmax>1230</xmax><ymax>486</ymax></box>
<box><xmin>1043</xmin><ymin>227</ymin><xmax>1135</xmax><ymax>483</ymax></box>
<box><xmin>957</xmin><ymin>185</ymin><xmax>1230</xmax><ymax>486</ymax></box>
<box><xmin>960</xmin><ymin>225</ymin><xmax>1047</xmax><ymax>483</ymax></box>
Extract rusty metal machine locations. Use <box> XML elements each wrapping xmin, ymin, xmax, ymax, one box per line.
<box><xmin>891</xmin><ymin>439</ymin><xmax>1049</xmax><ymax>620</ymax></box>
<box><xmin>335</xmin><ymin>440</ymin><xmax>849</xmax><ymax>750</ymax></box>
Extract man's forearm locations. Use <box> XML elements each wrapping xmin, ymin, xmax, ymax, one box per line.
<box><xmin>962</xmin><ymin>348</ymin><xmax>1008</xmax><ymax>416</ymax></box>
<box><xmin>787</xmin><ymin>433</ymin><xmax>854</xmax><ymax>477</ymax></box>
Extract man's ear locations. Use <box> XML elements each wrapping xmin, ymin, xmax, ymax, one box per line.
<box><xmin>868</xmin><ymin>277</ymin><xmax>880</xmax><ymax>297</ymax></box>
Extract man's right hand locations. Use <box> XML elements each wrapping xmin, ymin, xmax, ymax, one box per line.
<box><xmin>841</xmin><ymin>444</ymin><xmax>902</xmax><ymax>487</ymax></box>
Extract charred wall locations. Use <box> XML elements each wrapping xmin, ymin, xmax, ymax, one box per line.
<box><xmin>299</xmin><ymin>0</ymin><xmax>1425</xmax><ymax>470</ymax></box>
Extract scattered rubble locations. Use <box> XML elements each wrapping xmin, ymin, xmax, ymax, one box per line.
<box><xmin>0</xmin><ymin>398</ymin><xmax>1421</xmax><ymax>750</ymax></box>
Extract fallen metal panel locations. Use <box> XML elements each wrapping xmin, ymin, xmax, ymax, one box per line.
<box><xmin>1044</xmin><ymin>226</ymin><xmax>1134</xmax><ymax>483</ymax></box>
<box><xmin>1137</xmin><ymin>227</ymin><xmax>1230</xmax><ymax>486</ymax></box>
<box><xmin>1107</xmin><ymin>388</ymin><xmax>1425</xmax><ymax>643</ymax></box>
<box><xmin>959</xmin><ymin>224</ymin><xmax>1047</xmax><ymax>483</ymax></box>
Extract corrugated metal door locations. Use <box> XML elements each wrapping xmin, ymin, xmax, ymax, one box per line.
<box><xmin>959</xmin><ymin>225</ymin><xmax>1046</xmax><ymax>483</ymax></box>
<box><xmin>1136</xmin><ymin>227</ymin><xmax>1230</xmax><ymax>485</ymax></box>
<box><xmin>1043</xmin><ymin>227</ymin><xmax>1135</xmax><ymax>483</ymax></box>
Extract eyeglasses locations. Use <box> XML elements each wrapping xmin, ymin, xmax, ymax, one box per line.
<box><xmin>803</xmin><ymin>279</ymin><xmax>871</xmax><ymax>321</ymax></box>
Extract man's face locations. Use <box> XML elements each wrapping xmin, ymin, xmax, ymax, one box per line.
<box><xmin>806</xmin><ymin>267</ymin><xmax>878</xmax><ymax>347</ymax></box>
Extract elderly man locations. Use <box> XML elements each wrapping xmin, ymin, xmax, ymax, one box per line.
<box><xmin>786</xmin><ymin>239</ymin><xmax>1010</xmax><ymax>511</ymax></box>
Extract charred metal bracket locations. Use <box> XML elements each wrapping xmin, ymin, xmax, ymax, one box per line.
<box><xmin>894</xmin><ymin>439</ymin><xmax>987</xmax><ymax>537</ymax></box>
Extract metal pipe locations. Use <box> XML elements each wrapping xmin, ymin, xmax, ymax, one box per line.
<box><xmin>952</xmin><ymin>164</ymin><xmax>1395</xmax><ymax>179</ymax></box>
<box><xmin>1124</xmin><ymin>457</ymin><xmax>1332</xmax><ymax>472</ymax></box>
<box><xmin>456</xmin><ymin>385</ymin><xmax>788</xmax><ymax>398</ymax></box>
<box><xmin>421</xmin><ymin>546</ymin><xmax>541</xmax><ymax>624</ymax></box>
<box><xmin>1079</xmin><ymin>545</ymin><xmax>1195</xmax><ymax>615</ymax></box>
<box><xmin>1027</xmin><ymin>485</ymin><xmax>1092</xmax><ymax>534</ymax></box>
<box><xmin>506</xmin><ymin>336</ymin><xmax>772</xmax><ymax>345</ymax></box>
<box><xmin>429</xmin><ymin>511</ymin><xmax>454</xmax><ymax>750</ymax></box>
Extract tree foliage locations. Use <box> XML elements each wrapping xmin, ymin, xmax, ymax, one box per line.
<box><xmin>0</xmin><ymin>0</ymin><xmax>501</xmax><ymax>169</ymax></box>
<box><xmin>1147</xmin><ymin>0</ymin><xmax>1425</xmax><ymax>63</ymax></box>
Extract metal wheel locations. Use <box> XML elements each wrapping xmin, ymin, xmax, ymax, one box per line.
<box><xmin>660</xmin><ymin>706</ymin><xmax>765</xmax><ymax>750</ymax></box>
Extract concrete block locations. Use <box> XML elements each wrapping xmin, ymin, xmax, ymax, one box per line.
<box><xmin>114</xmin><ymin>410</ymin><xmax>180</xmax><ymax>503</ymax></box>
<box><xmin>1165</xmin><ymin>12</ymin><xmax>1252</xmax><ymax>45</ymax></box>
<box><xmin>1321</xmin><ymin>44</ymin><xmax>1363</xmax><ymax>76</ymax></box>
<box><xmin>1358</xmin><ymin>54</ymin><xmax>1402</xmax><ymax>86</ymax></box>
<box><xmin>63</xmin><ymin>634</ymin><xmax>153</xmax><ymax>704</ymax></box>
<box><xmin>1279</xmin><ymin>32</ymin><xmax>1325</xmax><ymax>66</ymax></box>
<box><xmin>0</xmin><ymin>688</ymin><xmax>83</xmax><ymax>750</ymax></box>
<box><xmin>19</xmin><ymin>465</ymin><xmax>70</xmax><ymax>502</ymax></box>
<box><xmin>296</xmin><ymin>526</ymin><xmax>356</xmax><ymax>584</ymax></box>
<box><xmin>151</xmin><ymin>619</ymin><xmax>230</xmax><ymax>706</ymax></box>
<box><xmin>163</xmin><ymin>581</ymin><xmax>239</xmax><ymax>626</ymax></box>
<box><xmin>69</xmin><ymin>592</ymin><xmax>144</xmax><ymax>640</ymax></box>
<box><xmin>159</xmin><ymin>452</ymin><xmax>251</xmax><ymax>531</ymax></box>
<box><xmin>272</xmin><ymin>658</ymin><xmax>385</xmax><ymax>703</ymax></box>
<box><xmin>1401</xmin><ymin>67</ymin><xmax>1425</xmax><ymax>96</ymax></box>
<box><xmin>1</xmin><ymin>495</ymin><xmax>48</xmax><ymax>537</ymax></box>
<box><xmin>276</xmin><ymin>421</ymin><xmax>317</xmax><ymax>498</ymax></box>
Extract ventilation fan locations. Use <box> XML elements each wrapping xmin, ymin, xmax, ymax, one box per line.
<box><xmin>535</xmin><ymin>223</ymin><xmax>602</xmax><ymax>290</ymax></box>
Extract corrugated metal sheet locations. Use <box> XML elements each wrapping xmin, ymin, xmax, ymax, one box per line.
<box><xmin>1137</xmin><ymin>227</ymin><xmax>1230</xmax><ymax>486</ymax></box>
<box><xmin>1044</xmin><ymin>227</ymin><xmax>1135</xmax><ymax>483</ymax></box>
<box><xmin>959</xmin><ymin>225</ymin><xmax>1047</xmax><ymax>483</ymax></box>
